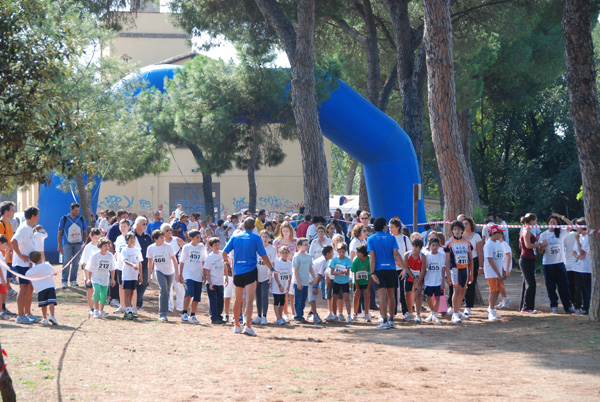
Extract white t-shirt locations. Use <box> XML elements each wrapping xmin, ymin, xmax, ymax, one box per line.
<box><xmin>572</xmin><ymin>234</ymin><xmax>590</xmax><ymax>274</ymax></box>
<box><xmin>306</xmin><ymin>224</ymin><xmax>318</xmax><ymax>242</ymax></box>
<box><xmin>12</xmin><ymin>222</ymin><xmax>35</xmax><ymax>267</ymax></box>
<box><xmin>26</xmin><ymin>262</ymin><xmax>56</xmax><ymax>293</ymax></box>
<box><xmin>309</xmin><ymin>237</ymin><xmax>332</xmax><ymax>260</ymax></box>
<box><xmin>147</xmin><ymin>243</ymin><xmax>176</xmax><ymax>275</ymax></box>
<box><xmin>115</xmin><ymin>234</ymin><xmax>141</xmax><ymax>256</ymax></box>
<box><xmin>394</xmin><ymin>234</ymin><xmax>412</xmax><ymax>270</ymax></box>
<box><xmin>118</xmin><ymin>246</ymin><xmax>143</xmax><ymax>281</ymax></box>
<box><xmin>349</xmin><ymin>237</ymin><xmax>366</xmax><ymax>256</ymax></box>
<box><xmin>167</xmin><ymin>237</ymin><xmax>182</xmax><ymax>258</ymax></box>
<box><xmin>539</xmin><ymin>229</ymin><xmax>568</xmax><ymax>265</ymax></box>
<box><xmin>188</xmin><ymin>221</ymin><xmax>199</xmax><ymax>231</ymax></box>
<box><xmin>203</xmin><ymin>250</ymin><xmax>224</xmax><ymax>286</ymax></box>
<box><xmin>180</xmin><ymin>243</ymin><xmax>207</xmax><ymax>282</ymax></box>
<box><xmin>174</xmin><ymin>208</ymin><xmax>183</xmax><ymax>219</ymax></box>
<box><xmin>563</xmin><ymin>231</ymin><xmax>578</xmax><ymax>271</ymax></box>
<box><xmin>86</xmin><ymin>252</ymin><xmax>117</xmax><ymax>286</ymax></box>
<box><xmin>464</xmin><ymin>232</ymin><xmax>482</xmax><ymax>259</ymax></box>
<box><xmin>423</xmin><ymin>251</ymin><xmax>445</xmax><ymax>287</ymax></box>
<box><xmin>312</xmin><ymin>255</ymin><xmax>330</xmax><ymax>278</ymax></box>
<box><xmin>483</xmin><ymin>239</ymin><xmax>505</xmax><ymax>279</ymax></box>
<box><xmin>98</xmin><ymin>218</ymin><xmax>110</xmax><ymax>234</ymax></box>
<box><xmin>502</xmin><ymin>241</ymin><xmax>513</xmax><ymax>273</ymax></box>
<box><xmin>257</xmin><ymin>244</ymin><xmax>276</xmax><ymax>283</ymax></box>
<box><xmin>81</xmin><ymin>243</ymin><xmax>100</xmax><ymax>267</ymax></box>
<box><xmin>33</xmin><ymin>231</ymin><xmax>47</xmax><ymax>252</ymax></box>
<box><xmin>272</xmin><ymin>259</ymin><xmax>292</xmax><ymax>294</ymax></box>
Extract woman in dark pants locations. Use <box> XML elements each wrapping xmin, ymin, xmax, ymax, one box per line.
<box><xmin>519</xmin><ymin>213</ymin><xmax>545</xmax><ymax>314</ymax></box>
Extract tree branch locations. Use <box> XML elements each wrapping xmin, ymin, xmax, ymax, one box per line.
<box><xmin>326</xmin><ymin>17</ymin><xmax>367</xmax><ymax>44</ymax></box>
<box><xmin>253</xmin><ymin>0</ymin><xmax>297</xmax><ymax>59</ymax></box>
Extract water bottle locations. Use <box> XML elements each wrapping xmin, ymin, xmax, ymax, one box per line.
<box><xmin>59</xmin><ymin>253</ymin><xmax>63</xmax><ymax>264</ymax></box>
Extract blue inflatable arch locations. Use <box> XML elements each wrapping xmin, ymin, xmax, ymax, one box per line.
<box><xmin>39</xmin><ymin>63</ymin><xmax>426</xmax><ymax>259</ymax></box>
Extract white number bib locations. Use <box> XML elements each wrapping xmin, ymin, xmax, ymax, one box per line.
<box><xmin>356</xmin><ymin>271</ymin><xmax>369</xmax><ymax>281</ymax></box>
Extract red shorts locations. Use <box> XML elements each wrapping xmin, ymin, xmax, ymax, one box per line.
<box><xmin>0</xmin><ymin>283</ymin><xmax>7</xmax><ymax>294</ymax></box>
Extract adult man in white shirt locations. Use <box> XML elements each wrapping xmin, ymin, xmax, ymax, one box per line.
<box><xmin>12</xmin><ymin>207</ymin><xmax>40</xmax><ymax>324</ymax></box>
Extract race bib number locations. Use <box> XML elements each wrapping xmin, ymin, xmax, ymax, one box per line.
<box><xmin>335</xmin><ymin>264</ymin><xmax>346</xmax><ymax>273</ymax></box>
<box><xmin>428</xmin><ymin>262</ymin><xmax>440</xmax><ymax>271</ymax></box>
<box><xmin>494</xmin><ymin>250</ymin><xmax>504</xmax><ymax>259</ymax></box>
<box><xmin>356</xmin><ymin>271</ymin><xmax>369</xmax><ymax>281</ymax></box>
<box><xmin>189</xmin><ymin>252</ymin><xmax>202</xmax><ymax>261</ymax></box>
<box><xmin>457</xmin><ymin>256</ymin><xmax>468</xmax><ymax>266</ymax></box>
<box><xmin>99</xmin><ymin>262</ymin><xmax>110</xmax><ymax>270</ymax></box>
<box><xmin>154</xmin><ymin>255</ymin><xmax>167</xmax><ymax>264</ymax></box>
<box><xmin>411</xmin><ymin>269</ymin><xmax>421</xmax><ymax>277</ymax></box>
<box><xmin>279</xmin><ymin>273</ymin><xmax>290</xmax><ymax>281</ymax></box>
<box><xmin>549</xmin><ymin>245</ymin><xmax>560</xmax><ymax>255</ymax></box>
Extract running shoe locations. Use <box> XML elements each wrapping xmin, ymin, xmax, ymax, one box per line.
<box><xmin>551</xmin><ymin>307</ymin><xmax>559</xmax><ymax>314</ymax></box>
<box><xmin>402</xmin><ymin>313</ymin><xmax>414</xmax><ymax>322</ymax></box>
<box><xmin>3</xmin><ymin>308</ymin><xmax>16</xmax><ymax>317</ymax></box>
<box><xmin>276</xmin><ymin>318</ymin><xmax>286</xmax><ymax>325</ymax></box>
<box><xmin>70</xmin><ymin>282</ymin><xmax>79</xmax><ymax>287</ymax></box>
<box><xmin>351</xmin><ymin>313</ymin><xmax>357</xmax><ymax>321</ymax></box>
<box><xmin>463</xmin><ymin>307</ymin><xmax>472</xmax><ymax>316</ymax></box>
<box><xmin>567</xmin><ymin>307</ymin><xmax>577</xmax><ymax>314</ymax></box>
<box><xmin>181</xmin><ymin>313</ymin><xmax>189</xmax><ymax>322</ymax></box>
<box><xmin>415</xmin><ymin>315</ymin><xmax>422</xmax><ymax>324</ymax></box>
<box><xmin>521</xmin><ymin>309</ymin><xmax>538</xmax><ymax>314</ymax></box>
<box><xmin>159</xmin><ymin>315</ymin><xmax>168</xmax><ymax>322</ymax></box>
<box><xmin>325</xmin><ymin>314</ymin><xmax>337</xmax><ymax>322</ymax></box>
<box><xmin>347</xmin><ymin>315</ymin><xmax>353</xmax><ymax>323</ymax></box>
<box><xmin>313</xmin><ymin>314</ymin><xmax>322</xmax><ymax>324</ymax></box>
<box><xmin>338</xmin><ymin>313</ymin><xmax>345</xmax><ymax>322</ymax></box>
<box><xmin>447</xmin><ymin>307</ymin><xmax>453</xmax><ymax>315</ymax></box>
<box><xmin>324</xmin><ymin>312</ymin><xmax>334</xmax><ymax>321</ymax></box>
<box><xmin>459</xmin><ymin>312</ymin><xmax>469</xmax><ymax>320</ymax></box>
<box><xmin>28</xmin><ymin>314</ymin><xmax>42</xmax><ymax>323</ymax></box>
<box><xmin>261</xmin><ymin>317</ymin><xmax>268</xmax><ymax>325</ymax></box>
<box><xmin>364</xmin><ymin>314</ymin><xmax>371</xmax><ymax>323</ymax></box>
<box><xmin>488</xmin><ymin>313</ymin><xmax>497</xmax><ymax>322</ymax></box>
<box><xmin>376</xmin><ymin>321</ymin><xmax>391</xmax><ymax>330</ymax></box>
<box><xmin>233</xmin><ymin>325</ymin><xmax>242</xmax><ymax>334</ymax></box>
<box><xmin>357</xmin><ymin>313</ymin><xmax>365</xmax><ymax>319</ymax></box>
<box><xmin>388</xmin><ymin>319</ymin><xmax>395</xmax><ymax>328</ymax></box>
<box><xmin>49</xmin><ymin>316</ymin><xmax>58</xmax><ymax>325</ymax></box>
<box><xmin>425</xmin><ymin>314</ymin><xmax>434</xmax><ymax>322</ymax></box>
<box><xmin>100</xmin><ymin>311</ymin><xmax>108</xmax><ymax>319</ymax></box>
<box><xmin>577</xmin><ymin>309</ymin><xmax>588</xmax><ymax>315</ymax></box>
<box><xmin>42</xmin><ymin>318</ymin><xmax>50</xmax><ymax>325</ymax></box>
<box><xmin>451</xmin><ymin>313</ymin><xmax>462</xmax><ymax>323</ymax></box>
<box><xmin>93</xmin><ymin>310</ymin><xmax>101</xmax><ymax>319</ymax></box>
<box><xmin>190</xmin><ymin>316</ymin><xmax>199</xmax><ymax>324</ymax></box>
<box><xmin>432</xmin><ymin>315</ymin><xmax>442</xmax><ymax>324</ymax></box>
<box><xmin>7</xmin><ymin>289</ymin><xmax>17</xmax><ymax>299</ymax></box>
<box><xmin>0</xmin><ymin>312</ymin><xmax>9</xmax><ymax>321</ymax></box>
<box><xmin>110</xmin><ymin>299</ymin><xmax>120</xmax><ymax>308</ymax></box>
<box><xmin>114</xmin><ymin>306</ymin><xmax>125</xmax><ymax>314</ymax></box>
<box><xmin>132</xmin><ymin>308</ymin><xmax>139</xmax><ymax>317</ymax></box>
<box><xmin>241</xmin><ymin>326</ymin><xmax>257</xmax><ymax>337</ymax></box>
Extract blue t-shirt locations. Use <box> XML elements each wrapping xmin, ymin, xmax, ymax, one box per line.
<box><xmin>57</xmin><ymin>214</ymin><xmax>88</xmax><ymax>245</ymax></box>
<box><xmin>223</xmin><ymin>230</ymin><xmax>267</xmax><ymax>275</ymax></box>
<box><xmin>366</xmin><ymin>231</ymin><xmax>398</xmax><ymax>271</ymax></box>
<box><xmin>146</xmin><ymin>221</ymin><xmax>163</xmax><ymax>235</ymax></box>
<box><xmin>330</xmin><ymin>256</ymin><xmax>352</xmax><ymax>284</ymax></box>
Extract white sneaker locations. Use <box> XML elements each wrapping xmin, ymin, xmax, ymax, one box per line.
<box><xmin>351</xmin><ymin>313</ymin><xmax>357</xmax><ymax>320</ymax></box>
<box><xmin>464</xmin><ymin>307</ymin><xmax>472</xmax><ymax>316</ymax></box>
<box><xmin>376</xmin><ymin>321</ymin><xmax>391</xmax><ymax>330</ymax></box>
<box><xmin>42</xmin><ymin>318</ymin><xmax>50</xmax><ymax>325</ymax></box>
<box><xmin>402</xmin><ymin>313</ymin><xmax>415</xmax><ymax>322</ymax></box>
<box><xmin>447</xmin><ymin>307</ymin><xmax>453</xmax><ymax>315</ymax></box>
<box><xmin>110</xmin><ymin>299</ymin><xmax>120</xmax><ymax>308</ymax></box>
<box><xmin>502</xmin><ymin>297</ymin><xmax>511</xmax><ymax>308</ymax></box>
<box><xmin>261</xmin><ymin>317</ymin><xmax>268</xmax><ymax>325</ymax></box>
<box><xmin>100</xmin><ymin>311</ymin><xmax>108</xmax><ymax>319</ymax></box>
<box><xmin>364</xmin><ymin>314</ymin><xmax>371</xmax><ymax>323</ymax></box>
<box><xmin>378</xmin><ymin>316</ymin><xmax>384</xmax><ymax>323</ymax></box>
<box><xmin>88</xmin><ymin>309</ymin><xmax>95</xmax><ymax>316</ymax></box>
<box><xmin>415</xmin><ymin>315</ymin><xmax>422</xmax><ymax>324</ymax></box>
<box><xmin>159</xmin><ymin>315</ymin><xmax>168</xmax><ymax>322</ymax></box>
<box><xmin>233</xmin><ymin>325</ymin><xmax>242</xmax><ymax>334</ymax></box>
<box><xmin>190</xmin><ymin>316</ymin><xmax>199</xmax><ymax>324</ymax></box>
<box><xmin>459</xmin><ymin>312</ymin><xmax>468</xmax><ymax>320</ymax></box>
<box><xmin>241</xmin><ymin>325</ymin><xmax>257</xmax><ymax>337</ymax></box>
<box><xmin>488</xmin><ymin>313</ymin><xmax>498</xmax><ymax>322</ymax></box>
<box><xmin>425</xmin><ymin>314</ymin><xmax>434</xmax><ymax>322</ymax></box>
<box><xmin>132</xmin><ymin>307</ymin><xmax>138</xmax><ymax>316</ymax></box>
<box><xmin>347</xmin><ymin>315</ymin><xmax>353</xmax><ymax>323</ymax></box>
<box><xmin>451</xmin><ymin>313</ymin><xmax>462</xmax><ymax>323</ymax></box>
<box><xmin>282</xmin><ymin>314</ymin><xmax>289</xmax><ymax>321</ymax></box>
<box><xmin>491</xmin><ymin>309</ymin><xmax>501</xmax><ymax>319</ymax></box>
<box><xmin>388</xmin><ymin>319</ymin><xmax>395</xmax><ymax>328</ymax></box>
<box><xmin>251</xmin><ymin>316</ymin><xmax>262</xmax><ymax>325</ymax></box>
<box><xmin>313</xmin><ymin>314</ymin><xmax>322</xmax><ymax>324</ymax></box>
<box><xmin>181</xmin><ymin>313</ymin><xmax>189</xmax><ymax>322</ymax></box>
<box><xmin>324</xmin><ymin>312</ymin><xmax>334</xmax><ymax>320</ymax></box>
<box><xmin>338</xmin><ymin>313</ymin><xmax>345</xmax><ymax>322</ymax></box>
<box><xmin>49</xmin><ymin>316</ymin><xmax>58</xmax><ymax>325</ymax></box>
<box><xmin>93</xmin><ymin>310</ymin><xmax>100</xmax><ymax>319</ymax></box>
<box><xmin>357</xmin><ymin>313</ymin><xmax>365</xmax><ymax>319</ymax></box>
<box><xmin>432</xmin><ymin>315</ymin><xmax>442</xmax><ymax>323</ymax></box>
<box><xmin>114</xmin><ymin>306</ymin><xmax>125</xmax><ymax>314</ymax></box>
<box><xmin>276</xmin><ymin>318</ymin><xmax>285</xmax><ymax>325</ymax></box>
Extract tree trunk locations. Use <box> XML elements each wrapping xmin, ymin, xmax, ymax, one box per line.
<box><xmin>384</xmin><ymin>0</ymin><xmax>427</xmax><ymax>181</ymax></box>
<box><xmin>0</xmin><ymin>344</ymin><xmax>16</xmax><ymax>402</ymax></box>
<box><xmin>422</xmin><ymin>0</ymin><xmax>473</xmax><ymax>227</ymax></box>
<box><xmin>185</xmin><ymin>142</ymin><xmax>215</xmax><ymax>218</ymax></box>
<box><xmin>75</xmin><ymin>173</ymin><xmax>92</xmax><ymax>229</ymax></box>
<box><xmin>254</xmin><ymin>0</ymin><xmax>330</xmax><ymax>216</ymax></box>
<box><xmin>458</xmin><ymin>108</ymin><xmax>480</xmax><ymax>208</ymax></box>
<box><xmin>247</xmin><ymin>140</ymin><xmax>260</xmax><ymax>212</ymax></box>
<box><xmin>562</xmin><ymin>0</ymin><xmax>600</xmax><ymax>321</ymax></box>
<box><xmin>345</xmin><ymin>159</ymin><xmax>358</xmax><ymax>195</ymax></box>
<box><xmin>359</xmin><ymin>168</ymin><xmax>370</xmax><ymax>213</ymax></box>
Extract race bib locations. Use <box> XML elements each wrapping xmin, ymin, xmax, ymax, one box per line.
<box><xmin>411</xmin><ymin>269</ymin><xmax>421</xmax><ymax>277</ymax></box>
<box><xmin>279</xmin><ymin>273</ymin><xmax>290</xmax><ymax>281</ymax></box>
<box><xmin>428</xmin><ymin>262</ymin><xmax>440</xmax><ymax>271</ymax></box>
<box><xmin>494</xmin><ymin>250</ymin><xmax>504</xmax><ymax>259</ymax></box>
<box><xmin>356</xmin><ymin>271</ymin><xmax>369</xmax><ymax>281</ymax></box>
<box><xmin>189</xmin><ymin>251</ymin><xmax>203</xmax><ymax>261</ymax></box>
<box><xmin>99</xmin><ymin>262</ymin><xmax>110</xmax><ymax>271</ymax></box>
<box><xmin>154</xmin><ymin>255</ymin><xmax>167</xmax><ymax>264</ymax></box>
<box><xmin>549</xmin><ymin>245</ymin><xmax>560</xmax><ymax>255</ymax></box>
<box><xmin>335</xmin><ymin>264</ymin><xmax>346</xmax><ymax>273</ymax></box>
<box><xmin>457</xmin><ymin>256</ymin><xmax>468</xmax><ymax>266</ymax></box>
<box><xmin>68</xmin><ymin>223</ymin><xmax>82</xmax><ymax>243</ymax></box>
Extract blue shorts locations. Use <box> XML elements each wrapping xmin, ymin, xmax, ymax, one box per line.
<box><xmin>15</xmin><ymin>266</ymin><xmax>30</xmax><ymax>285</ymax></box>
<box><xmin>424</xmin><ymin>285</ymin><xmax>443</xmax><ymax>297</ymax></box>
<box><xmin>451</xmin><ymin>268</ymin><xmax>468</xmax><ymax>287</ymax></box>
<box><xmin>185</xmin><ymin>279</ymin><xmax>202</xmax><ymax>302</ymax></box>
<box><xmin>122</xmin><ymin>280</ymin><xmax>137</xmax><ymax>290</ymax></box>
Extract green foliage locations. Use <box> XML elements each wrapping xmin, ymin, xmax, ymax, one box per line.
<box><xmin>331</xmin><ymin>143</ymin><xmax>361</xmax><ymax>195</ymax></box>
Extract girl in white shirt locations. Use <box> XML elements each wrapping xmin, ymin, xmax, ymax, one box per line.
<box><xmin>147</xmin><ymin>230</ymin><xmax>178</xmax><ymax>321</ymax></box>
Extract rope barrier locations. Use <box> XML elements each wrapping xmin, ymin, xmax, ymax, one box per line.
<box><xmin>0</xmin><ymin>348</ymin><xmax>7</xmax><ymax>378</ymax></box>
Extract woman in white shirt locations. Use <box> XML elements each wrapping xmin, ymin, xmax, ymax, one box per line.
<box><xmin>538</xmin><ymin>214</ymin><xmax>576</xmax><ymax>314</ymax></box>
<box><xmin>308</xmin><ymin>225</ymin><xmax>332</xmax><ymax>260</ymax></box>
<box><xmin>348</xmin><ymin>224</ymin><xmax>368</xmax><ymax>260</ymax></box>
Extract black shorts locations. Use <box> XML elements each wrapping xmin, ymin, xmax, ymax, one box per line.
<box><xmin>122</xmin><ymin>280</ymin><xmax>137</xmax><ymax>290</ymax></box>
<box><xmin>6</xmin><ymin>262</ymin><xmax>13</xmax><ymax>278</ymax></box>
<box><xmin>114</xmin><ymin>270</ymin><xmax>122</xmax><ymax>285</ymax></box>
<box><xmin>424</xmin><ymin>285</ymin><xmax>443</xmax><ymax>297</ymax></box>
<box><xmin>273</xmin><ymin>293</ymin><xmax>285</xmax><ymax>306</ymax></box>
<box><xmin>233</xmin><ymin>269</ymin><xmax>257</xmax><ymax>288</ymax></box>
<box><xmin>15</xmin><ymin>266</ymin><xmax>30</xmax><ymax>285</ymax></box>
<box><xmin>332</xmin><ymin>282</ymin><xmax>350</xmax><ymax>294</ymax></box>
<box><xmin>354</xmin><ymin>283</ymin><xmax>368</xmax><ymax>291</ymax></box>
<box><xmin>452</xmin><ymin>268</ymin><xmax>468</xmax><ymax>287</ymax></box>
<box><xmin>38</xmin><ymin>288</ymin><xmax>57</xmax><ymax>307</ymax></box>
<box><xmin>375</xmin><ymin>270</ymin><xmax>397</xmax><ymax>289</ymax></box>
<box><xmin>405</xmin><ymin>278</ymin><xmax>420</xmax><ymax>292</ymax></box>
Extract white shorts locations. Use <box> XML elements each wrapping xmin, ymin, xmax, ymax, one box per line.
<box><xmin>224</xmin><ymin>276</ymin><xmax>234</xmax><ymax>298</ymax></box>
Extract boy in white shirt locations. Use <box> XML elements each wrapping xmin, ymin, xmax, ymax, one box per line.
<box><xmin>573</xmin><ymin>219</ymin><xmax>591</xmax><ymax>315</ymax></box>
<box><xmin>85</xmin><ymin>238</ymin><xmax>117</xmax><ymax>319</ymax></box>
<box><xmin>179</xmin><ymin>230</ymin><xmax>207</xmax><ymax>324</ymax></box>
<box><xmin>25</xmin><ymin>252</ymin><xmax>58</xmax><ymax>325</ymax></box>
<box><xmin>483</xmin><ymin>225</ymin><xmax>506</xmax><ymax>321</ymax></box>
<box><xmin>308</xmin><ymin>245</ymin><xmax>334</xmax><ymax>324</ymax></box>
<box><xmin>81</xmin><ymin>228</ymin><xmax>101</xmax><ymax>316</ymax></box>
<box><xmin>33</xmin><ymin>225</ymin><xmax>48</xmax><ymax>261</ymax></box>
<box><xmin>415</xmin><ymin>238</ymin><xmax>449</xmax><ymax>324</ymax></box>
<box><xmin>117</xmin><ymin>233</ymin><xmax>143</xmax><ymax>320</ymax></box>
<box><xmin>272</xmin><ymin>246</ymin><xmax>292</xmax><ymax>325</ymax></box>
<box><xmin>203</xmin><ymin>236</ymin><xmax>226</xmax><ymax>324</ymax></box>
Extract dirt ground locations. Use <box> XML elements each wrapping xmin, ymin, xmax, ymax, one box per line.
<box><xmin>1</xmin><ymin>270</ymin><xmax>599</xmax><ymax>402</ymax></box>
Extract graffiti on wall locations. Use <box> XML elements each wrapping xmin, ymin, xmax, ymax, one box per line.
<box><xmin>232</xmin><ymin>195</ymin><xmax>305</xmax><ymax>213</ymax></box>
<box><xmin>139</xmin><ymin>199</ymin><xmax>153</xmax><ymax>214</ymax></box>
<box><xmin>171</xmin><ymin>198</ymin><xmax>226</xmax><ymax>217</ymax></box>
<box><xmin>98</xmin><ymin>195</ymin><xmax>134</xmax><ymax>210</ymax></box>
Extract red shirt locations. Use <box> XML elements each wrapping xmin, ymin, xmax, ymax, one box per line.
<box><xmin>296</xmin><ymin>221</ymin><xmax>311</xmax><ymax>238</ymax></box>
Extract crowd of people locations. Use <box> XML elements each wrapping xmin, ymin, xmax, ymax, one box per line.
<box><xmin>0</xmin><ymin>200</ymin><xmax>593</xmax><ymax>336</ymax></box>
